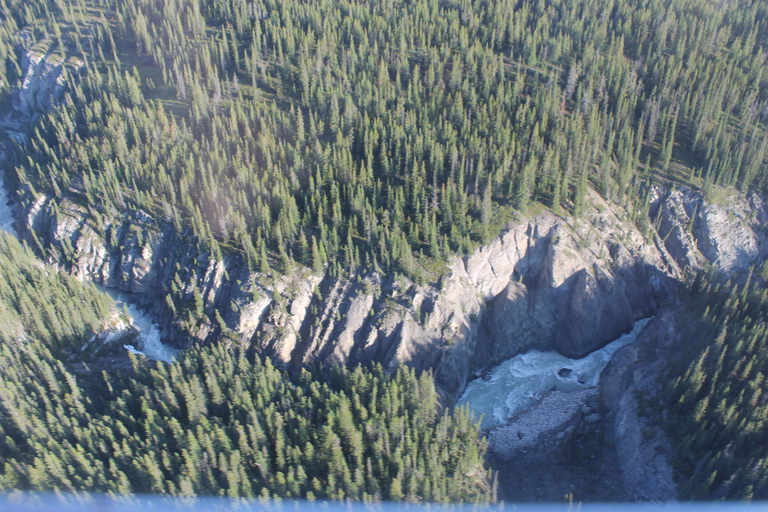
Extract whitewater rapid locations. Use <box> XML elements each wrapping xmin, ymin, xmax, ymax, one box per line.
<box><xmin>457</xmin><ymin>317</ymin><xmax>651</xmax><ymax>428</ymax></box>
<box><xmin>1</xmin><ymin>165</ymin><xmax>177</xmax><ymax>363</ymax></box>
<box><xmin>0</xmin><ymin>172</ymin><xmax>17</xmax><ymax>237</ymax></box>
<box><xmin>98</xmin><ymin>287</ymin><xmax>180</xmax><ymax>363</ymax></box>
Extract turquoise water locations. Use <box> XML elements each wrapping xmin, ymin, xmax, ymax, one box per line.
<box><xmin>457</xmin><ymin>318</ymin><xmax>651</xmax><ymax>428</ymax></box>
<box><xmin>0</xmin><ymin>172</ymin><xmax>17</xmax><ymax>237</ymax></box>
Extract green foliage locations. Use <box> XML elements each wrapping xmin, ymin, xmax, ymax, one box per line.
<box><xmin>0</xmin><ymin>340</ymin><xmax>494</xmax><ymax>502</ymax></box>
<box><xmin>664</xmin><ymin>268</ymin><xmax>768</xmax><ymax>500</ymax></box>
<box><xmin>3</xmin><ymin>0</ymin><xmax>768</xmax><ymax>282</ymax></box>
<box><xmin>0</xmin><ymin>232</ymin><xmax>114</xmax><ymax>351</ymax></box>
<box><xmin>3</xmin><ymin>0</ymin><xmax>768</xmax><ymax>501</ymax></box>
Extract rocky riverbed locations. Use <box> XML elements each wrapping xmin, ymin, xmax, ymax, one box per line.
<box><xmin>488</xmin><ymin>388</ymin><xmax>598</xmax><ymax>458</ymax></box>
<box><xmin>490</xmin><ymin>387</ymin><xmax>627</xmax><ymax>502</ymax></box>
<box><xmin>488</xmin><ymin>314</ymin><xmax>680</xmax><ymax>502</ymax></box>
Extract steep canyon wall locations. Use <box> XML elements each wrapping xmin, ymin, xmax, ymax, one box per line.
<box><xmin>3</xmin><ymin>32</ymin><xmax>768</xmax><ymax>400</ymax></box>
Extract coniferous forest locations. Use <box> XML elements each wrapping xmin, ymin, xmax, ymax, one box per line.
<box><xmin>1</xmin><ymin>0</ymin><xmax>768</xmax><ymax>503</ymax></box>
<box><xmin>2</xmin><ymin>0</ymin><xmax>768</xmax><ymax>280</ymax></box>
<box><xmin>663</xmin><ymin>267</ymin><xmax>768</xmax><ymax>500</ymax></box>
<box><xmin>0</xmin><ymin>235</ymin><xmax>492</xmax><ymax>501</ymax></box>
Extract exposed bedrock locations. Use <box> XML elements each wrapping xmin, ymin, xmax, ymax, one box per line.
<box><xmin>5</xmin><ymin>30</ymin><xmax>768</xmax><ymax>402</ymax></box>
<box><xmin>0</xmin><ymin>29</ymin><xmax>85</xmax><ymax>137</ymax></box>
<box><xmin>600</xmin><ymin>312</ymin><xmax>680</xmax><ymax>501</ymax></box>
<box><xmin>649</xmin><ymin>186</ymin><xmax>768</xmax><ymax>274</ymax></box>
<box><xmin>13</xmin><ymin>184</ymin><xmax>766</xmax><ymax>404</ymax></box>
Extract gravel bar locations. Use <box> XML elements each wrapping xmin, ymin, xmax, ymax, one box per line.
<box><xmin>487</xmin><ymin>388</ymin><xmax>597</xmax><ymax>459</ymax></box>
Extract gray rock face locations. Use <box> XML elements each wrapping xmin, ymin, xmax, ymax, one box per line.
<box><xmin>650</xmin><ymin>186</ymin><xmax>768</xmax><ymax>274</ymax></box>
<box><xmin>11</xmin><ymin>30</ymin><xmax>84</xmax><ymax>119</ymax></box>
<box><xmin>0</xmin><ymin>31</ymin><xmax>86</xmax><ymax>237</ymax></box>
<box><xmin>600</xmin><ymin>313</ymin><xmax>679</xmax><ymax>501</ymax></box>
<box><xmin>475</xmin><ymin>194</ymin><xmax>673</xmax><ymax>365</ymax></box>
<box><xmin>14</xmin><ymin>184</ymin><xmax>766</xmax><ymax>393</ymax></box>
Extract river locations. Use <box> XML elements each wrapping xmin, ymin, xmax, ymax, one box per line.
<box><xmin>0</xmin><ymin>171</ymin><xmax>179</xmax><ymax>363</ymax></box>
<box><xmin>0</xmin><ymin>171</ymin><xmax>17</xmax><ymax>237</ymax></box>
<box><xmin>457</xmin><ymin>317</ymin><xmax>651</xmax><ymax>428</ymax></box>
<box><xmin>97</xmin><ymin>286</ymin><xmax>180</xmax><ymax>363</ymax></box>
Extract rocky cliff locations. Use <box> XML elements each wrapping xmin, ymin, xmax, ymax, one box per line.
<box><xmin>649</xmin><ymin>186</ymin><xmax>768</xmax><ymax>275</ymax></box>
<box><xmin>14</xmin><ymin>182</ymin><xmax>767</xmax><ymax>397</ymax></box>
<box><xmin>1</xmin><ymin>29</ymin><xmax>85</xmax><ymax>139</ymax></box>
<box><xmin>4</xmin><ymin>29</ymin><xmax>768</xmax><ymax>503</ymax></box>
<box><xmin>600</xmin><ymin>312</ymin><xmax>680</xmax><ymax>501</ymax></box>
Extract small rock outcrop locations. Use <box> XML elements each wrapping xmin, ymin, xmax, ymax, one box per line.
<box><xmin>2</xmin><ymin>29</ymin><xmax>85</xmax><ymax>131</ymax></box>
<box><xmin>650</xmin><ymin>186</ymin><xmax>768</xmax><ymax>275</ymax></box>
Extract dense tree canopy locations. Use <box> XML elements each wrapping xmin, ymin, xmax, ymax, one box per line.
<box><xmin>0</xmin><ymin>234</ymin><xmax>493</xmax><ymax>502</ymax></box>
<box><xmin>664</xmin><ymin>266</ymin><xmax>768</xmax><ymax>500</ymax></box>
<box><xmin>2</xmin><ymin>0</ymin><xmax>768</xmax><ymax>282</ymax></box>
<box><xmin>2</xmin><ymin>0</ymin><xmax>768</xmax><ymax>503</ymax></box>
<box><xmin>0</xmin><ymin>329</ymin><xmax>493</xmax><ymax>501</ymax></box>
<box><xmin>0</xmin><ymin>232</ymin><xmax>114</xmax><ymax>351</ymax></box>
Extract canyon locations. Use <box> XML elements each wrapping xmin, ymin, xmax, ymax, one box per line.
<box><xmin>2</xmin><ymin>32</ymin><xmax>768</xmax><ymax>501</ymax></box>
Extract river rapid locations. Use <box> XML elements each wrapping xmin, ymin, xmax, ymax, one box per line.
<box><xmin>0</xmin><ymin>171</ymin><xmax>179</xmax><ymax>363</ymax></box>
<box><xmin>457</xmin><ymin>317</ymin><xmax>652</xmax><ymax>428</ymax></box>
<box><xmin>98</xmin><ymin>287</ymin><xmax>180</xmax><ymax>363</ymax></box>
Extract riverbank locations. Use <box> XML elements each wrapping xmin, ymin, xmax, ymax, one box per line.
<box><xmin>488</xmin><ymin>388</ymin><xmax>598</xmax><ymax>458</ymax></box>
<box><xmin>489</xmin><ymin>387</ymin><xmax>627</xmax><ymax>502</ymax></box>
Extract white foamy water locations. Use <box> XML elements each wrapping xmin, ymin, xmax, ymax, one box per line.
<box><xmin>457</xmin><ymin>317</ymin><xmax>651</xmax><ymax>428</ymax></box>
<box><xmin>99</xmin><ymin>286</ymin><xmax>180</xmax><ymax>363</ymax></box>
<box><xmin>1</xmin><ymin>162</ymin><xmax>177</xmax><ymax>362</ymax></box>
<box><xmin>0</xmin><ymin>172</ymin><xmax>18</xmax><ymax>237</ymax></box>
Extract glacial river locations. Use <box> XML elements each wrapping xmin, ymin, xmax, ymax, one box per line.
<box><xmin>457</xmin><ymin>317</ymin><xmax>651</xmax><ymax>428</ymax></box>
<box><xmin>0</xmin><ymin>171</ymin><xmax>178</xmax><ymax>363</ymax></box>
<box><xmin>98</xmin><ymin>287</ymin><xmax>180</xmax><ymax>363</ymax></box>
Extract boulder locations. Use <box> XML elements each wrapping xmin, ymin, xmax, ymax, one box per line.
<box><xmin>585</xmin><ymin>414</ymin><xmax>601</xmax><ymax>423</ymax></box>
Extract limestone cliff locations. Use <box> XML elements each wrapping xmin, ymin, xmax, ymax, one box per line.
<box><xmin>650</xmin><ymin>186</ymin><xmax>768</xmax><ymax>274</ymax></box>
<box><xmin>1</xmin><ymin>29</ymin><xmax>85</xmax><ymax>138</ymax></box>
<box><xmin>14</xmin><ymin>183</ymin><xmax>767</xmax><ymax>399</ymax></box>
<box><xmin>4</xmin><ymin>28</ymin><xmax>768</xmax><ymax>503</ymax></box>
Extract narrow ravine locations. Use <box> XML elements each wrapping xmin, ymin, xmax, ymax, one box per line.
<box><xmin>458</xmin><ymin>318</ymin><xmax>652</xmax><ymax>428</ymax></box>
<box><xmin>0</xmin><ymin>170</ymin><xmax>179</xmax><ymax>363</ymax></box>
<box><xmin>97</xmin><ymin>286</ymin><xmax>180</xmax><ymax>363</ymax></box>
